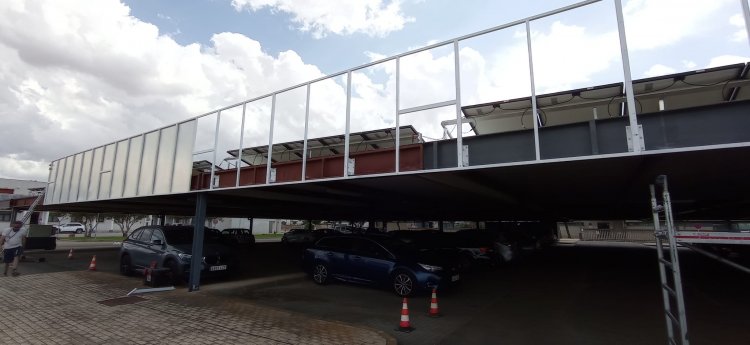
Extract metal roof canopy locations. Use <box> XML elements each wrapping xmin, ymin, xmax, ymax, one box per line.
<box><xmin>462</xmin><ymin>63</ymin><xmax>750</xmax><ymax>135</ymax></box>
<box><xmin>42</xmin><ymin>63</ymin><xmax>750</xmax><ymax>222</ymax></box>
<box><xmin>40</xmin><ymin>144</ymin><xmax>750</xmax><ymax>222</ymax></box>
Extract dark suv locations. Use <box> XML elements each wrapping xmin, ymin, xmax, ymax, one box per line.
<box><xmin>303</xmin><ymin>235</ymin><xmax>461</xmax><ymax>296</ymax></box>
<box><xmin>119</xmin><ymin>225</ymin><xmax>235</xmax><ymax>283</ymax></box>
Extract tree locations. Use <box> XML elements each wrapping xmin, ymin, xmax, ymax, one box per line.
<box><xmin>72</xmin><ymin>213</ymin><xmax>102</xmax><ymax>237</ymax></box>
<box><xmin>205</xmin><ymin>217</ymin><xmax>224</xmax><ymax>228</ymax></box>
<box><xmin>111</xmin><ymin>214</ymin><xmax>146</xmax><ymax>237</ymax></box>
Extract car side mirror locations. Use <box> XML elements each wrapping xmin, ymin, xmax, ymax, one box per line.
<box><xmin>151</xmin><ymin>239</ymin><xmax>163</xmax><ymax>246</ymax></box>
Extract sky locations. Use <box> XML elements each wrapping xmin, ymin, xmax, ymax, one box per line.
<box><xmin>1</xmin><ymin>0</ymin><xmax>748</xmax><ymax>183</ymax></box>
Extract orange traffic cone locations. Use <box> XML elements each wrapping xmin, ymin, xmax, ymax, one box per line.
<box><xmin>428</xmin><ymin>288</ymin><xmax>441</xmax><ymax>317</ymax></box>
<box><xmin>396</xmin><ymin>297</ymin><xmax>415</xmax><ymax>332</ymax></box>
<box><xmin>88</xmin><ymin>255</ymin><xmax>97</xmax><ymax>271</ymax></box>
<box><xmin>67</xmin><ymin>249</ymin><xmax>74</xmax><ymax>260</ymax></box>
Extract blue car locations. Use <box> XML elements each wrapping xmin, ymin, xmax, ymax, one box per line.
<box><xmin>303</xmin><ymin>235</ymin><xmax>461</xmax><ymax>296</ymax></box>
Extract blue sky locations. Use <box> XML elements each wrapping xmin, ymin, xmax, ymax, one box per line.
<box><xmin>123</xmin><ymin>0</ymin><xmax>598</xmax><ymax>74</ymax></box>
<box><xmin>0</xmin><ymin>0</ymin><xmax>748</xmax><ymax>181</ymax></box>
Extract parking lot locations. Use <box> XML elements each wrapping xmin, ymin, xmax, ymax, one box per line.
<box><xmin>10</xmin><ymin>240</ymin><xmax>748</xmax><ymax>345</ymax></box>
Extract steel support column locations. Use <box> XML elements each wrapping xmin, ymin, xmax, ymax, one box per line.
<box><xmin>189</xmin><ymin>193</ymin><xmax>207</xmax><ymax>292</ymax></box>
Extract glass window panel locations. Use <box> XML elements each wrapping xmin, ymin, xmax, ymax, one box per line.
<box><xmin>98</xmin><ymin>144</ymin><xmax>116</xmax><ymax>199</ymax></box>
<box><xmin>399</xmin><ymin>44</ymin><xmax>456</xmax><ymax>110</ymax></box>
<box><xmin>239</xmin><ymin>97</ymin><xmax>272</xmax><ymax>186</ymax></box>
<box><xmin>88</xmin><ymin>147</ymin><xmax>104</xmax><ymax>200</ymax></box>
<box><xmin>77</xmin><ymin>150</ymin><xmax>93</xmax><ymax>202</ymax></box>
<box><xmin>530</xmin><ymin>1</ymin><xmax>622</xmax><ymax>95</ymax></box>
<box><xmin>624</xmin><ymin>1</ymin><xmax>745</xmax><ymax>83</ymax></box>
<box><xmin>215</xmin><ymin>105</ymin><xmax>244</xmax><ymax>188</ymax></box>
<box><xmin>110</xmin><ymin>140</ymin><xmax>129</xmax><ymax>198</ymax></box>
<box><xmin>195</xmin><ymin>113</ymin><xmax>218</xmax><ymax>152</ymax></box>
<box><xmin>173</xmin><ymin>121</ymin><xmax>196</xmax><ymax>193</ymax></box>
<box><xmin>68</xmin><ymin>153</ymin><xmax>83</xmax><ymax>202</ymax></box>
<box><xmin>349</xmin><ymin>61</ymin><xmax>398</xmax><ymax>177</ymax></box>
<box><xmin>52</xmin><ymin>159</ymin><xmax>65</xmax><ymax>204</ymax></box>
<box><xmin>138</xmin><ymin>131</ymin><xmax>159</xmax><ymax>196</ymax></box>
<box><xmin>270</xmin><ymin>87</ymin><xmax>307</xmax><ymax>183</ymax></box>
<box><xmin>399</xmin><ymin>105</ymin><xmax>456</xmax><ymax>170</ymax></box>
<box><xmin>45</xmin><ymin>160</ymin><xmax>58</xmax><ymax>204</ymax></box>
<box><xmin>59</xmin><ymin>156</ymin><xmax>74</xmax><ymax>203</ymax></box>
<box><xmin>529</xmin><ymin>2</ymin><xmax>631</xmax><ymax>159</ymax></box>
<box><xmin>459</xmin><ymin>23</ymin><xmax>531</xmax><ymax>107</ymax></box>
<box><xmin>191</xmin><ymin>151</ymin><xmax>215</xmax><ymax>190</ymax></box>
<box><xmin>306</xmin><ymin>76</ymin><xmax>347</xmax><ymax>180</ymax></box>
<box><xmin>154</xmin><ymin>126</ymin><xmax>177</xmax><ymax>194</ymax></box>
<box><xmin>123</xmin><ymin>136</ymin><xmax>143</xmax><ymax>198</ymax></box>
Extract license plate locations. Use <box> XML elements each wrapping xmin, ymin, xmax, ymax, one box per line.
<box><xmin>451</xmin><ymin>274</ymin><xmax>460</xmax><ymax>282</ymax></box>
<box><xmin>210</xmin><ymin>265</ymin><xmax>227</xmax><ymax>272</ymax></box>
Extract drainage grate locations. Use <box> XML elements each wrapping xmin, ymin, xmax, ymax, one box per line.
<box><xmin>97</xmin><ymin>296</ymin><xmax>147</xmax><ymax>307</ymax></box>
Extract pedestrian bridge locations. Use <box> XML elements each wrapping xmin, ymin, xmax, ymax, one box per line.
<box><xmin>41</xmin><ymin>0</ymin><xmax>750</xmax><ymax>221</ymax></box>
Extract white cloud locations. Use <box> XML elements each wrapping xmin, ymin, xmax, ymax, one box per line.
<box><xmin>623</xmin><ymin>0</ymin><xmax>736</xmax><ymax>50</ymax></box>
<box><xmin>230</xmin><ymin>0</ymin><xmax>414</xmax><ymax>38</ymax></box>
<box><xmin>730</xmin><ymin>13</ymin><xmax>748</xmax><ymax>42</ymax></box>
<box><xmin>706</xmin><ymin>54</ymin><xmax>749</xmax><ymax>68</ymax></box>
<box><xmin>643</xmin><ymin>64</ymin><xmax>676</xmax><ymax>77</ymax></box>
<box><xmin>0</xmin><ymin>0</ymin><xmax>326</xmax><ymax>181</ymax></box>
<box><xmin>681</xmin><ymin>60</ymin><xmax>697</xmax><ymax>70</ymax></box>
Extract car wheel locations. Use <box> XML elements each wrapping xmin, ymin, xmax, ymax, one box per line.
<box><xmin>76</xmin><ymin>228</ymin><xmax>83</xmax><ymax>234</ymax></box>
<box><xmin>165</xmin><ymin>260</ymin><xmax>182</xmax><ymax>285</ymax></box>
<box><xmin>120</xmin><ymin>254</ymin><xmax>133</xmax><ymax>276</ymax></box>
<box><xmin>312</xmin><ymin>263</ymin><xmax>329</xmax><ymax>285</ymax></box>
<box><xmin>393</xmin><ymin>271</ymin><xmax>416</xmax><ymax>297</ymax></box>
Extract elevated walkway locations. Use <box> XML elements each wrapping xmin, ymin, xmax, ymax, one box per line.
<box><xmin>41</xmin><ymin>0</ymin><xmax>750</xmax><ymax>222</ymax></box>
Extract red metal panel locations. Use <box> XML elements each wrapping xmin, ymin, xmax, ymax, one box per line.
<box><xmin>322</xmin><ymin>156</ymin><xmax>344</xmax><ymax>178</ymax></box>
<box><xmin>238</xmin><ymin>166</ymin><xmax>266</xmax><ymax>186</ymax></box>
<box><xmin>0</xmin><ymin>188</ymin><xmax>13</xmax><ymax>194</ymax></box>
<box><xmin>305</xmin><ymin>160</ymin><xmax>323</xmax><ymax>180</ymax></box>
<box><xmin>399</xmin><ymin>144</ymin><xmax>423</xmax><ymax>172</ymax></box>
<box><xmin>190</xmin><ymin>143</ymin><xmax>425</xmax><ymax>189</ymax></box>
<box><xmin>271</xmin><ymin>161</ymin><xmax>303</xmax><ymax>183</ymax></box>
<box><xmin>350</xmin><ymin>144</ymin><xmax>422</xmax><ymax>176</ymax></box>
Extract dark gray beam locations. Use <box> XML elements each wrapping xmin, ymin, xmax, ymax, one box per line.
<box><xmin>188</xmin><ymin>193</ymin><xmax>207</xmax><ymax>292</ymax></box>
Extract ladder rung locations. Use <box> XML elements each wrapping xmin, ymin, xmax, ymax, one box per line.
<box><xmin>662</xmin><ymin>283</ymin><xmax>676</xmax><ymax>297</ymax></box>
<box><xmin>665</xmin><ymin>310</ymin><xmax>679</xmax><ymax>325</ymax></box>
<box><xmin>659</xmin><ymin>258</ymin><xmax>673</xmax><ymax>268</ymax></box>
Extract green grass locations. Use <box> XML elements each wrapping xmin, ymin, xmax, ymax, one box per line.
<box><xmin>57</xmin><ymin>236</ymin><xmax>126</xmax><ymax>242</ymax></box>
<box><xmin>254</xmin><ymin>234</ymin><xmax>283</xmax><ymax>239</ymax></box>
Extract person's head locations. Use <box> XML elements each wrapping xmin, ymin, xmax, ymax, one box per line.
<box><xmin>11</xmin><ymin>221</ymin><xmax>22</xmax><ymax>230</ymax></box>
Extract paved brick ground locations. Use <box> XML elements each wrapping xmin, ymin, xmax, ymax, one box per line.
<box><xmin>0</xmin><ymin>271</ymin><xmax>394</xmax><ymax>345</ymax></box>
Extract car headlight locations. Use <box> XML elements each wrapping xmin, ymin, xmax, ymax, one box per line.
<box><xmin>418</xmin><ymin>263</ymin><xmax>443</xmax><ymax>272</ymax></box>
<box><xmin>178</xmin><ymin>253</ymin><xmax>192</xmax><ymax>261</ymax></box>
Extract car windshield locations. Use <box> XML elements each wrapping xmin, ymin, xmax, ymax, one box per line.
<box><xmin>163</xmin><ymin>227</ymin><xmax>222</xmax><ymax>245</ymax></box>
<box><xmin>371</xmin><ymin>236</ymin><xmax>416</xmax><ymax>256</ymax></box>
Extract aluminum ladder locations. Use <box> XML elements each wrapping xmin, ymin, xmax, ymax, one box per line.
<box><xmin>18</xmin><ymin>192</ymin><xmax>45</xmax><ymax>225</ymax></box>
<box><xmin>650</xmin><ymin>175</ymin><xmax>689</xmax><ymax>345</ymax></box>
